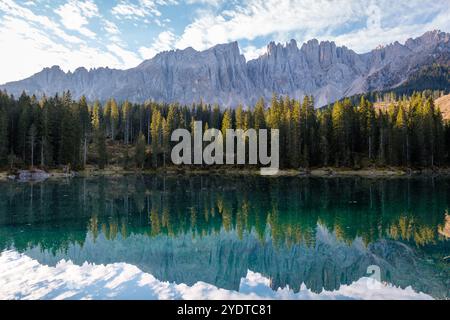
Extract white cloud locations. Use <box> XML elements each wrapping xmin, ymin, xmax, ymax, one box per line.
<box><xmin>107</xmin><ymin>43</ymin><xmax>142</xmax><ymax>67</ymax></box>
<box><xmin>313</xmin><ymin>1</ymin><xmax>450</xmax><ymax>53</ymax></box>
<box><xmin>0</xmin><ymin>0</ymin><xmax>84</xmax><ymax>44</ymax></box>
<box><xmin>175</xmin><ymin>0</ymin><xmax>361</xmax><ymax>50</ymax></box>
<box><xmin>0</xmin><ymin>0</ymin><xmax>141</xmax><ymax>84</ymax></box>
<box><xmin>55</xmin><ymin>0</ymin><xmax>99</xmax><ymax>39</ymax></box>
<box><xmin>112</xmin><ymin>0</ymin><xmax>178</xmax><ymax>20</ymax></box>
<box><xmin>0</xmin><ymin>15</ymin><xmax>119</xmax><ymax>84</ymax></box>
<box><xmin>185</xmin><ymin>0</ymin><xmax>224</xmax><ymax>7</ymax></box>
<box><xmin>241</xmin><ymin>45</ymin><xmax>266</xmax><ymax>61</ymax></box>
<box><xmin>103</xmin><ymin>20</ymin><xmax>120</xmax><ymax>35</ymax></box>
<box><xmin>0</xmin><ymin>0</ymin><xmax>448</xmax><ymax>85</ymax></box>
<box><xmin>139</xmin><ymin>30</ymin><xmax>177</xmax><ymax>59</ymax></box>
<box><xmin>174</xmin><ymin>0</ymin><xmax>450</xmax><ymax>53</ymax></box>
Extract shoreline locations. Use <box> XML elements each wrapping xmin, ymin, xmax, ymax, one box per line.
<box><xmin>2</xmin><ymin>166</ymin><xmax>450</xmax><ymax>181</ymax></box>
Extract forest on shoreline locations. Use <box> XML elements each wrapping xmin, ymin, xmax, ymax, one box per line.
<box><xmin>0</xmin><ymin>89</ymin><xmax>449</xmax><ymax>172</ymax></box>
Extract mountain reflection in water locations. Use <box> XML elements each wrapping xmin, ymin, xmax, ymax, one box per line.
<box><xmin>0</xmin><ymin>175</ymin><xmax>448</xmax><ymax>299</ymax></box>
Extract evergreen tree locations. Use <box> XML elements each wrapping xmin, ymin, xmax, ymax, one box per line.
<box><xmin>92</xmin><ymin>100</ymin><xmax>102</xmax><ymax>130</ymax></box>
<box><xmin>221</xmin><ymin>109</ymin><xmax>233</xmax><ymax>138</ymax></box>
<box><xmin>162</xmin><ymin>118</ymin><xmax>170</xmax><ymax>167</ymax></box>
<box><xmin>110</xmin><ymin>99</ymin><xmax>119</xmax><ymax>141</ymax></box>
<box><xmin>28</xmin><ymin>124</ymin><xmax>37</xmax><ymax>168</ymax></box>
<box><xmin>134</xmin><ymin>133</ymin><xmax>146</xmax><ymax>169</ymax></box>
<box><xmin>318</xmin><ymin>108</ymin><xmax>333</xmax><ymax>166</ymax></box>
<box><xmin>0</xmin><ymin>102</ymin><xmax>8</xmax><ymax>166</ymax></box>
<box><xmin>103</xmin><ymin>99</ymin><xmax>112</xmax><ymax>138</ymax></box>
<box><xmin>95</xmin><ymin>124</ymin><xmax>108</xmax><ymax>170</ymax></box>
<box><xmin>394</xmin><ymin>104</ymin><xmax>408</xmax><ymax>166</ymax></box>
<box><xmin>17</xmin><ymin>92</ymin><xmax>31</xmax><ymax>161</ymax></box>
<box><xmin>59</xmin><ymin>102</ymin><xmax>82</xmax><ymax>168</ymax></box>
<box><xmin>253</xmin><ymin>98</ymin><xmax>266</xmax><ymax>130</ymax></box>
<box><xmin>122</xmin><ymin>101</ymin><xmax>132</xmax><ymax>145</ymax></box>
<box><xmin>211</xmin><ymin>104</ymin><xmax>221</xmax><ymax>129</ymax></box>
<box><xmin>289</xmin><ymin>100</ymin><xmax>301</xmax><ymax>168</ymax></box>
<box><xmin>150</xmin><ymin>109</ymin><xmax>162</xmax><ymax>167</ymax></box>
<box><xmin>37</xmin><ymin>97</ymin><xmax>52</xmax><ymax>167</ymax></box>
<box><xmin>0</xmin><ymin>89</ymin><xmax>447</xmax><ymax>171</ymax></box>
<box><xmin>235</xmin><ymin>105</ymin><xmax>245</xmax><ymax>130</ymax></box>
<box><xmin>332</xmin><ymin>101</ymin><xmax>346</xmax><ymax>166</ymax></box>
<box><xmin>79</xmin><ymin>96</ymin><xmax>91</xmax><ymax>168</ymax></box>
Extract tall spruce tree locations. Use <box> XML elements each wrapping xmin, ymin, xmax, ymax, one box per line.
<box><xmin>135</xmin><ymin>133</ymin><xmax>146</xmax><ymax>169</ymax></box>
<box><xmin>150</xmin><ymin>109</ymin><xmax>162</xmax><ymax>167</ymax></box>
<box><xmin>0</xmin><ymin>102</ymin><xmax>8</xmax><ymax>166</ymax></box>
<box><xmin>110</xmin><ymin>99</ymin><xmax>119</xmax><ymax>141</ymax></box>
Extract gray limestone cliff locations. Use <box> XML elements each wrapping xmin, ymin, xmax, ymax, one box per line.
<box><xmin>1</xmin><ymin>30</ymin><xmax>449</xmax><ymax>107</ymax></box>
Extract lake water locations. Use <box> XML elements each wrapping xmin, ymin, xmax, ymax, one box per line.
<box><xmin>0</xmin><ymin>175</ymin><xmax>448</xmax><ymax>300</ymax></box>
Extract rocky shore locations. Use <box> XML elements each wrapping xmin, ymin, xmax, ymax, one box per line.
<box><xmin>1</xmin><ymin>166</ymin><xmax>450</xmax><ymax>182</ymax></box>
<box><xmin>1</xmin><ymin>169</ymin><xmax>76</xmax><ymax>182</ymax></box>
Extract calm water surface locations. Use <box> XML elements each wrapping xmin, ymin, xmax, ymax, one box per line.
<box><xmin>0</xmin><ymin>175</ymin><xmax>448</xmax><ymax>299</ymax></box>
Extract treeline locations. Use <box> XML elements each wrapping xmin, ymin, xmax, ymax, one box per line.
<box><xmin>337</xmin><ymin>89</ymin><xmax>446</xmax><ymax>107</ymax></box>
<box><xmin>394</xmin><ymin>64</ymin><xmax>449</xmax><ymax>95</ymax></box>
<box><xmin>0</xmin><ymin>90</ymin><xmax>449</xmax><ymax>170</ymax></box>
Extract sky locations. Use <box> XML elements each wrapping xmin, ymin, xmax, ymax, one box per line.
<box><xmin>0</xmin><ymin>0</ymin><xmax>449</xmax><ymax>84</ymax></box>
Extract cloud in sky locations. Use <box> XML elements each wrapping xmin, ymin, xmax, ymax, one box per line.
<box><xmin>111</xmin><ymin>0</ymin><xmax>178</xmax><ymax>19</ymax></box>
<box><xmin>54</xmin><ymin>0</ymin><xmax>99</xmax><ymax>39</ymax></box>
<box><xmin>139</xmin><ymin>30</ymin><xmax>176</xmax><ymax>59</ymax></box>
<box><xmin>0</xmin><ymin>0</ymin><xmax>449</xmax><ymax>84</ymax></box>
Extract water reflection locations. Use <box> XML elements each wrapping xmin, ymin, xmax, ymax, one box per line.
<box><xmin>0</xmin><ymin>176</ymin><xmax>448</xmax><ymax>298</ymax></box>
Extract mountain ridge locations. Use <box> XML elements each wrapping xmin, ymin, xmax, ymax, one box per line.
<box><xmin>1</xmin><ymin>30</ymin><xmax>449</xmax><ymax>107</ymax></box>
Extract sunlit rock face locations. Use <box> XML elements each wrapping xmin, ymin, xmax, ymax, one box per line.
<box><xmin>1</xmin><ymin>31</ymin><xmax>449</xmax><ymax>107</ymax></box>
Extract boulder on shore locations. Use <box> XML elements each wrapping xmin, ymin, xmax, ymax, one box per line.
<box><xmin>14</xmin><ymin>169</ymin><xmax>51</xmax><ymax>182</ymax></box>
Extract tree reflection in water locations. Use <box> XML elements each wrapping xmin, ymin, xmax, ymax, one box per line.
<box><xmin>0</xmin><ymin>176</ymin><xmax>448</xmax><ymax>298</ymax></box>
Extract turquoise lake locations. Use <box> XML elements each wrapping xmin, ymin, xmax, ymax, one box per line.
<box><xmin>0</xmin><ymin>175</ymin><xmax>448</xmax><ymax>299</ymax></box>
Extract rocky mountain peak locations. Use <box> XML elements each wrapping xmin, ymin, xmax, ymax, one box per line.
<box><xmin>301</xmin><ymin>38</ymin><xmax>320</xmax><ymax>50</ymax></box>
<box><xmin>1</xmin><ymin>30</ymin><xmax>448</xmax><ymax>107</ymax></box>
<box><xmin>210</xmin><ymin>41</ymin><xmax>240</xmax><ymax>54</ymax></box>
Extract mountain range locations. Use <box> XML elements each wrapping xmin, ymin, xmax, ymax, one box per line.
<box><xmin>1</xmin><ymin>30</ymin><xmax>449</xmax><ymax>107</ymax></box>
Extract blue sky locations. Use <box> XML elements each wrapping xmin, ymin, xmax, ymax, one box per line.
<box><xmin>0</xmin><ymin>0</ymin><xmax>449</xmax><ymax>84</ymax></box>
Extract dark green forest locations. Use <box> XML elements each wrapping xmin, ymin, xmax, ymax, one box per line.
<box><xmin>0</xmin><ymin>89</ymin><xmax>449</xmax><ymax>170</ymax></box>
<box><xmin>385</xmin><ymin>64</ymin><xmax>449</xmax><ymax>96</ymax></box>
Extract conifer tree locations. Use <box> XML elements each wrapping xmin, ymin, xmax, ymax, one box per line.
<box><xmin>0</xmin><ymin>103</ymin><xmax>8</xmax><ymax>166</ymax></box>
<box><xmin>318</xmin><ymin>108</ymin><xmax>333</xmax><ymax>166</ymax></box>
<box><xmin>0</xmin><ymin>89</ymin><xmax>447</xmax><ymax>171</ymax></box>
<box><xmin>221</xmin><ymin>109</ymin><xmax>232</xmax><ymax>135</ymax></box>
<box><xmin>110</xmin><ymin>99</ymin><xmax>119</xmax><ymax>141</ymax></box>
<box><xmin>103</xmin><ymin>99</ymin><xmax>112</xmax><ymax>138</ymax></box>
<box><xmin>288</xmin><ymin>100</ymin><xmax>301</xmax><ymax>168</ymax></box>
<box><xmin>394</xmin><ymin>105</ymin><xmax>407</xmax><ymax>166</ymax></box>
<box><xmin>28</xmin><ymin>124</ymin><xmax>37</xmax><ymax>168</ymax></box>
<box><xmin>150</xmin><ymin>109</ymin><xmax>162</xmax><ymax>167</ymax></box>
<box><xmin>59</xmin><ymin>102</ymin><xmax>82</xmax><ymax>168</ymax></box>
<box><xmin>79</xmin><ymin>96</ymin><xmax>91</xmax><ymax>168</ymax></box>
<box><xmin>95</xmin><ymin>123</ymin><xmax>108</xmax><ymax>170</ymax></box>
<box><xmin>122</xmin><ymin>101</ymin><xmax>132</xmax><ymax>145</ymax></box>
<box><xmin>235</xmin><ymin>105</ymin><xmax>245</xmax><ymax>130</ymax></box>
<box><xmin>332</xmin><ymin>101</ymin><xmax>346</xmax><ymax>166</ymax></box>
<box><xmin>162</xmin><ymin>118</ymin><xmax>170</xmax><ymax>167</ymax></box>
<box><xmin>92</xmin><ymin>100</ymin><xmax>102</xmax><ymax>131</ymax></box>
<box><xmin>253</xmin><ymin>98</ymin><xmax>266</xmax><ymax>130</ymax></box>
<box><xmin>17</xmin><ymin>93</ymin><xmax>31</xmax><ymax>161</ymax></box>
<box><xmin>134</xmin><ymin>133</ymin><xmax>146</xmax><ymax>169</ymax></box>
